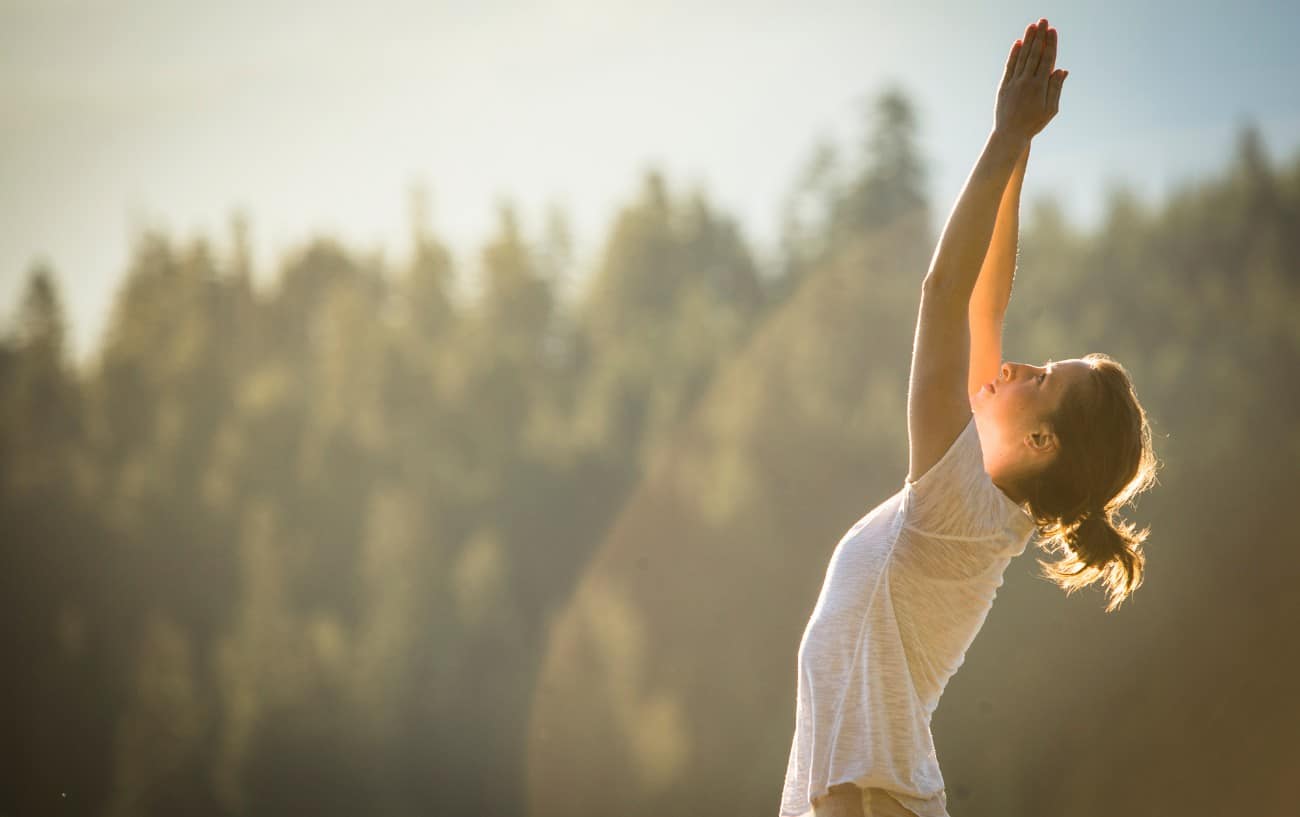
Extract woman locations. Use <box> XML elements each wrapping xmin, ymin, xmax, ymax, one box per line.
<box><xmin>779</xmin><ymin>18</ymin><xmax>1159</xmax><ymax>817</ymax></box>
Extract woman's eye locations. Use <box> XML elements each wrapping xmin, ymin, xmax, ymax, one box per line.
<box><xmin>1037</xmin><ymin>373</ymin><xmax>1046</xmax><ymax>384</ymax></box>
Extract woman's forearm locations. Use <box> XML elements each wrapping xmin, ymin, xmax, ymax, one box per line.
<box><xmin>970</xmin><ymin>142</ymin><xmax>1030</xmax><ymax>318</ymax></box>
<box><xmin>924</xmin><ymin>128</ymin><xmax>1029</xmax><ymax>302</ymax></box>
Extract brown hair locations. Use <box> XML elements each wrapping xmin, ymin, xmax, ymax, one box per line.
<box><xmin>1020</xmin><ymin>353</ymin><xmax>1161</xmax><ymax>612</ymax></box>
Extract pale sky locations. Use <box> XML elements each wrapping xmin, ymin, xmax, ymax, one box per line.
<box><xmin>3</xmin><ymin>0</ymin><xmax>1297</xmax><ymax>366</ymax></box>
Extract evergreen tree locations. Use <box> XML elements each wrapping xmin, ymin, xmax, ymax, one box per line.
<box><xmin>835</xmin><ymin>85</ymin><xmax>930</xmax><ymax>241</ymax></box>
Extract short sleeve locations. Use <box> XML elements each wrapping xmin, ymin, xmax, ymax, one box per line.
<box><xmin>902</xmin><ymin>414</ymin><xmax>1030</xmax><ymax>540</ymax></box>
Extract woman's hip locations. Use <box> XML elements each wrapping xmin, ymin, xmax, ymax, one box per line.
<box><xmin>811</xmin><ymin>782</ymin><xmax>920</xmax><ymax>817</ymax></box>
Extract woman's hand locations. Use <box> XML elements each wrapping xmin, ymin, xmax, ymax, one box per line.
<box><xmin>995</xmin><ymin>19</ymin><xmax>1068</xmax><ymax>141</ymax></box>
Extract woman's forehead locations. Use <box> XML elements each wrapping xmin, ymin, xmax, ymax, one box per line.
<box><xmin>1040</xmin><ymin>357</ymin><xmax>1089</xmax><ymax>369</ymax></box>
<box><xmin>1053</xmin><ymin>358</ymin><xmax>1092</xmax><ymax>371</ymax></box>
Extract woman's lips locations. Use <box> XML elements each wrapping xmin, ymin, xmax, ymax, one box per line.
<box><xmin>985</xmin><ymin>381</ymin><xmax>996</xmax><ymax>393</ymax></box>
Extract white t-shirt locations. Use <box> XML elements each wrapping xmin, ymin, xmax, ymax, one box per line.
<box><xmin>779</xmin><ymin>414</ymin><xmax>1037</xmax><ymax>817</ymax></box>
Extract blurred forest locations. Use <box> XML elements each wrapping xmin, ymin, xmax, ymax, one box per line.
<box><xmin>3</xmin><ymin>86</ymin><xmax>1298</xmax><ymax>817</ymax></box>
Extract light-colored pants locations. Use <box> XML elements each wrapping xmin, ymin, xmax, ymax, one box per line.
<box><xmin>811</xmin><ymin>783</ymin><xmax>919</xmax><ymax>817</ymax></box>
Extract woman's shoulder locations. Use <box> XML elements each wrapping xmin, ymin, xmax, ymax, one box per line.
<box><xmin>901</xmin><ymin>414</ymin><xmax>1033</xmax><ymax>540</ymax></box>
<box><xmin>904</xmin><ymin>413</ymin><xmax>980</xmax><ymax>494</ymax></box>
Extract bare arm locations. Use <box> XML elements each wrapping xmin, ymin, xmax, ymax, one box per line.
<box><xmin>907</xmin><ymin>130</ymin><xmax>1028</xmax><ymax>482</ymax></box>
<box><xmin>967</xmin><ymin>141</ymin><xmax>1030</xmax><ymax>401</ymax></box>
<box><xmin>907</xmin><ymin>19</ymin><xmax>1066</xmax><ymax>483</ymax></box>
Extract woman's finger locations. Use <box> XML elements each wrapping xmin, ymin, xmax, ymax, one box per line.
<box><xmin>1046</xmin><ymin>69</ymin><xmax>1067</xmax><ymax>116</ymax></box>
<box><xmin>1039</xmin><ymin>27</ymin><xmax>1058</xmax><ymax>77</ymax></box>
<box><xmin>1015</xmin><ymin>23</ymin><xmax>1037</xmax><ymax>75</ymax></box>
<box><xmin>1028</xmin><ymin>22</ymin><xmax>1047</xmax><ymax>76</ymax></box>
<box><xmin>1002</xmin><ymin>40</ymin><xmax>1022</xmax><ymax>85</ymax></box>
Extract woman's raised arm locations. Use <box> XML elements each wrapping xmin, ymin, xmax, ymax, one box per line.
<box><xmin>968</xmin><ymin>140</ymin><xmax>1030</xmax><ymax>401</ymax></box>
<box><xmin>906</xmin><ymin>19</ymin><xmax>1067</xmax><ymax>483</ymax></box>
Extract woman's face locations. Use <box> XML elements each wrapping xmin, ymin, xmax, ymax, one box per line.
<box><xmin>973</xmin><ymin>357</ymin><xmax>1094</xmax><ymax>479</ymax></box>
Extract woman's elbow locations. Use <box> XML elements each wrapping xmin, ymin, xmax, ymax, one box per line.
<box><xmin>920</xmin><ymin>272</ymin><xmax>972</xmax><ymax>311</ymax></box>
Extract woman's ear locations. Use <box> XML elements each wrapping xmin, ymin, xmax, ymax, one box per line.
<box><xmin>1026</xmin><ymin>427</ymin><xmax>1058</xmax><ymax>455</ymax></box>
